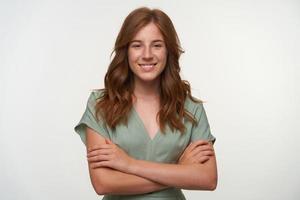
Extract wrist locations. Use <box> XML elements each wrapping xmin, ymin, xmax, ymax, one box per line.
<box><xmin>128</xmin><ymin>158</ymin><xmax>139</xmax><ymax>174</ymax></box>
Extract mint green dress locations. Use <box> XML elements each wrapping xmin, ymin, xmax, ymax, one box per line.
<box><xmin>74</xmin><ymin>90</ymin><xmax>216</xmax><ymax>200</ymax></box>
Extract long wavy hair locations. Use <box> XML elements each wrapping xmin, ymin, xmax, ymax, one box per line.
<box><xmin>95</xmin><ymin>7</ymin><xmax>202</xmax><ymax>134</ymax></box>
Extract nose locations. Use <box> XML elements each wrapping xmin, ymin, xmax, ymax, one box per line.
<box><xmin>142</xmin><ymin>46</ymin><xmax>153</xmax><ymax>60</ymax></box>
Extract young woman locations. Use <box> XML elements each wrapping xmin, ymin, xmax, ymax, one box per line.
<box><xmin>75</xmin><ymin>7</ymin><xmax>217</xmax><ymax>200</ymax></box>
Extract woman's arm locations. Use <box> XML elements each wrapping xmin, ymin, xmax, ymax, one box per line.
<box><xmin>129</xmin><ymin>153</ymin><xmax>217</xmax><ymax>190</ymax></box>
<box><xmin>86</xmin><ymin>127</ymin><xmax>169</xmax><ymax>195</ymax></box>
<box><xmin>89</xmin><ymin>140</ymin><xmax>218</xmax><ymax>191</ymax></box>
<box><xmin>89</xmin><ymin>166</ymin><xmax>169</xmax><ymax>195</ymax></box>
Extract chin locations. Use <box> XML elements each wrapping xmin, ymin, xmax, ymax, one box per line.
<box><xmin>136</xmin><ymin>74</ymin><xmax>161</xmax><ymax>83</ymax></box>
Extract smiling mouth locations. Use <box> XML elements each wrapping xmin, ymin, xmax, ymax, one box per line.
<box><xmin>138</xmin><ymin>63</ymin><xmax>157</xmax><ymax>72</ymax></box>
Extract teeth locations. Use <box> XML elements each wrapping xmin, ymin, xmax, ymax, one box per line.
<box><xmin>139</xmin><ymin>64</ymin><xmax>156</xmax><ymax>66</ymax></box>
<box><xmin>139</xmin><ymin>63</ymin><xmax>156</xmax><ymax>71</ymax></box>
<box><xmin>141</xmin><ymin>64</ymin><xmax>154</xmax><ymax>67</ymax></box>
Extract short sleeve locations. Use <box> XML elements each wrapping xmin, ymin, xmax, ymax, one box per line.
<box><xmin>190</xmin><ymin>103</ymin><xmax>216</xmax><ymax>145</ymax></box>
<box><xmin>74</xmin><ymin>91</ymin><xmax>110</xmax><ymax>145</ymax></box>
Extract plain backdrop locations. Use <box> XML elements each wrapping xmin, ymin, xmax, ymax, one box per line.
<box><xmin>1</xmin><ymin>0</ymin><xmax>299</xmax><ymax>200</ymax></box>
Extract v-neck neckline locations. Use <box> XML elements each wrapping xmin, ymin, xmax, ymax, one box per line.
<box><xmin>131</xmin><ymin>106</ymin><xmax>160</xmax><ymax>142</ymax></box>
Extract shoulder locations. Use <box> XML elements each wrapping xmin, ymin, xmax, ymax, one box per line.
<box><xmin>84</xmin><ymin>89</ymin><xmax>105</xmax><ymax>110</ymax></box>
<box><xmin>88</xmin><ymin>89</ymin><xmax>105</xmax><ymax>102</ymax></box>
<box><xmin>91</xmin><ymin>88</ymin><xmax>105</xmax><ymax>98</ymax></box>
<box><xmin>184</xmin><ymin>95</ymin><xmax>205</xmax><ymax>115</ymax></box>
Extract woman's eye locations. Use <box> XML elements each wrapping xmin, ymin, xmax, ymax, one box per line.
<box><xmin>131</xmin><ymin>44</ymin><xmax>141</xmax><ymax>48</ymax></box>
<box><xmin>130</xmin><ymin>43</ymin><xmax>163</xmax><ymax>48</ymax></box>
<box><xmin>153</xmin><ymin>44</ymin><xmax>164</xmax><ymax>48</ymax></box>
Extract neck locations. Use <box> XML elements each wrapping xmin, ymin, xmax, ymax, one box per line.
<box><xmin>133</xmin><ymin>77</ymin><xmax>161</xmax><ymax>101</ymax></box>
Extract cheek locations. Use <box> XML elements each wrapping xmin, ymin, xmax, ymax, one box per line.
<box><xmin>128</xmin><ymin>50</ymin><xmax>140</xmax><ymax>62</ymax></box>
<box><xmin>128</xmin><ymin>52</ymin><xmax>139</xmax><ymax>72</ymax></box>
<box><xmin>158</xmin><ymin>51</ymin><xmax>167</xmax><ymax>64</ymax></box>
<box><xmin>158</xmin><ymin>48</ymin><xmax>167</xmax><ymax>59</ymax></box>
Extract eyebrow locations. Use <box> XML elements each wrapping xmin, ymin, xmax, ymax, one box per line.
<box><xmin>130</xmin><ymin>39</ymin><xmax>164</xmax><ymax>43</ymax></box>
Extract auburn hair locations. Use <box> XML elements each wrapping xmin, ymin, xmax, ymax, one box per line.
<box><xmin>95</xmin><ymin>7</ymin><xmax>202</xmax><ymax>134</ymax></box>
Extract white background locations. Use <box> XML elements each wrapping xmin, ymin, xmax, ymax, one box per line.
<box><xmin>1</xmin><ymin>0</ymin><xmax>299</xmax><ymax>199</ymax></box>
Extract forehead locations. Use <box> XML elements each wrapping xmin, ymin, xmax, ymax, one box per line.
<box><xmin>131</xmin><ymin>22</ymin><xmax>164</xmax><ymax>42</ymax></box>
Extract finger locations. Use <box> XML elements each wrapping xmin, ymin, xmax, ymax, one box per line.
<box><xmin>88</xmin><ymin>155</ymin><xmax>110</xmax><ymax>162</ymax></box>
<box><xmin>184</xmin><ymin>141</ymin><xmax>202</xmax><ymax>154</ymax></box>
<box><xmin>182</xmin><ymin>140</ymin><xmax>209</xmax><ymax>157</ymax></box>
<box><xmin>87</xmin><ymin>149</ymin><xmax>111</xmax><ymax>158</ymax></box>
<box><xmin>192</xmin><ymin>155</ymin><xmax>210</xmax><ymax>164</ymax></box>
<box><xmin>192</xmin><ymin>140</ymin><xmax>209</xmax><ymax>147</ymax></box>
<box><xmin>190</xmin><ymin>140</ymin><xmax>209</xmax><ymax>150</ymax></box>
<box><xmin>87</xmin><ymin>145</ymin><xmax>102</xmax><ymax>152</ymax></box>
<box><xmin>199</xmin><ymin>156</ymin><xmax>210</xmax><ymax>163</ymax></box>
<box><xmin>183</xmin><ymin>140</ymin><xmax>209</xmax><ymax>155</ymax></box>
<box><xmin>194</xmin><ymin>148</ymin><xmax>215</xmax><ymax>156</ymax></box>
<box><xmin>91</xmin><ymin>161</ymin><xmax>110</xmax><ymax>169</ymax></box>
<box><xmin>87</xmin><ymin>150</ymin><xmax>101</xmax><ymax>158</ymax></box>
<box><xmin>183</xmin><ymin>144</ymin><xmax>193</xmax><ymax>154</ymax></box>
<box><xmin>200</xmin><ymin>150</ymin><xmax>215</xmax><ymax>157</ymax></box>
<box><xmin>191</xmin><ymin>145</ymin><xmax>214</xmax><ymax>156</ymax></box>
<box><xmin>181</xmin><ymin>140</ymin><xmax>210</xmax><ymax>161</ymax></box>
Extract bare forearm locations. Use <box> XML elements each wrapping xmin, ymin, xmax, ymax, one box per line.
<box><xmin>128</xmin><ymin>157</ymin><xmax>217</xmax><ymax>190</ymax></box>
<box><xmin>90</xmin><ymin>167</ymin><xmax>169</xmax><ymax>195</ymax></box>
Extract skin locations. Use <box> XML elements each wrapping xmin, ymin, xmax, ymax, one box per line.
<box><xmin>86</xmin><ymin>129</ymin><xmax>169</xmax><ymax>195</ymax></box>
<box><xmin>87</xmin><ymin>138</ymin><xmax>216</xmax><ymax>190</ymax></box>
<box><xmin>85</xmin><ymin>22</ymin><xmax>217</xmax><ymax>195</ymax></box>
<box><xmin>128</xmin><ymin>22</ymin><xmax>167</xmax><ymax>97</ymax></box>
<box><xmin>86</xmin><ymin>128</ymin><xmax>216</xmax><ymax>195</ymax></box>
<box><xmin>88</xmin><ymin>140</ymin><xmax>214</xmax><ymax>170</ymax></box>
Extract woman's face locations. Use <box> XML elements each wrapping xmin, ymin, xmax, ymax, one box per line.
<box><xmin>128</xmin><ymin>22</ymin><xmax>167</xmax><ymax>84</ymax></box>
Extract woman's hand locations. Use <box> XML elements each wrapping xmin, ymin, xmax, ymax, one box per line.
<box><xmin>178</xmin><ymin>140</ymin><xmax>214</xmax><ymax>165</ymax></box>
<box><xmin>87</xmin><ymin>138</ymin><xmax>135</xmax><ymax>172</ymax></box>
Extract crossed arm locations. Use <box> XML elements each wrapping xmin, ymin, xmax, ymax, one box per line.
<box><xmin>85</xmin><ymin>127</ymin><xmax>217</xmax><ymax>195</ymax></box>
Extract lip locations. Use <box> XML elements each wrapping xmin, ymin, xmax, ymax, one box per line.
<box><xmin>138</xmin><ymin>63</ymin><xmax>157</xmax><ymax>66</ymax></box>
